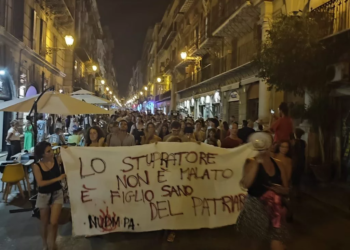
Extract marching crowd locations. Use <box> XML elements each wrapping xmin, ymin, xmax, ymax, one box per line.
<box><xmin>3</xmin><ymin>102</ymin><xmax>306</xmax><ymax>250</ymax></box>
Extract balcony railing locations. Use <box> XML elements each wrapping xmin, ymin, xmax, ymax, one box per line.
<box><xmin>44</xmin><ymin>0</ymin><xmax>74</xmax><ymax>28</ymax></box>
<box><xmin>159</xmin><ymin>23</ymin><xmax>178</xmax><ymax>51</ymax></box>
<box><xmin>312</xmin><ymin>0</ymin><xmax>350</xmax><ymax>37</ymax></box>
<box><xmin>176</xmin><ymin>39</ymin><xmax>259</xmax><ymax>92</ymax></box>
<box><xmin>211</xmin><ymin>0</ymin><xmax>247</xmax><ymax>33</ymax></box>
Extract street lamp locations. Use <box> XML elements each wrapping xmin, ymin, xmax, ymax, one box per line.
<box><xmin>46</xmin><ymin>35</ymin><xmax>74</xmax><ymax>54</ymax></box>
<box><xmin>92</xmin><ymin>65</ymin><xmax>98</xmax><ymax>71</ymax></box>
<box><xmin>0</xmin><ymin>70</ymin><xmax>5</xmax><ymax>75</ymax></box>
<box><xmin>140</xmin><ymin>92</ymin><xmax>143</xmax><ymax>95</ymax></box>
<box><xmin>59</xmin><ymin>89</ymin><xmax>63</xmax><ymax>93</ymax></box>
<box><xmin>101</xmin><ymin>80</ymin><xmax>105</xmax><ymax>84</ymax></box>
<box><xmin>157</xmin><ymin>77</ymin><xmax>162</xmax><ymax>83</ymax></box>
<box><xmin>181</xmin><ymin>52</ymin><xmax>187</xmax><ymax>60</ymax></box>
<box><xmin>64</xmin><ymin>35</ymin><xmax>74</xmax><ymax>46</ymax></box>
<box><xmin>109</xmin><ymin>91</ymin><xmax>112</xmax><ymax>94</ymax></box>
<box><xmin>144</xmin><ymin>86</ymin><xmax>148</xmax><ymax>91</ymax></box>
<box><xmin>106</xmin><ymin>87</ymin><xmax>110</xmax><ymax>91</ymax></box>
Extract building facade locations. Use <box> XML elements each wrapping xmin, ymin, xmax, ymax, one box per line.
<box><xmin>0</xmin><ymin>0</ymin><xmax>118</xmax><ymax>152</ymax></box>
<box><xmin>73</xmin><ymin>0</ymin><xmax>118</xmax><ymax>99</ymax></box>
<box><xmin>129</xmin><ymin>0</ymin><xmax>317</xmax><ymax>121</ymax></box>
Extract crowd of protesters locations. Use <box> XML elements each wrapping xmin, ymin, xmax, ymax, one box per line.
<box><xmin>2</xmin><ymin>101</ymin><xmax>307</xmax><ymax>250</ymax></box>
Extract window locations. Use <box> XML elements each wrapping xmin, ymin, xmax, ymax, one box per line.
<box><xmin>39</xmin><ymin>19</ymin><xmax>47</xmax><ymax>56</ymax></box>
<box><xmin>52</xmin><ymin>35</ymin><xmax>58</xmax><ymax>66</ymax></box>
<box><xmin>12</xmin><ymin>0</ymin><xmax>24</xmax><ymax>41</ymax></box>
<box><xmin>31</xmin><ymin>9</ymin><xmax>37</xmax><ymax>50</ymax></box>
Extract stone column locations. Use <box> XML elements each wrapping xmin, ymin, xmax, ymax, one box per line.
<box><xmin>239</xmin><ymin>86</ymin><xmax>248</xmax><ymax>123</ymax></box>
<box><xmin>221</xmin><ymin>90</ymin><xmax>228</xmax><ymax>121</ymax></box>
<box><xmin>258</xmin><ymin>1</ymin><xmax>273</xmax><ymax>122</ymax></box>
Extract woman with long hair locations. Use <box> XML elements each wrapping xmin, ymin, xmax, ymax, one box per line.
<box><xmin>23</xmin><ymin>119</ymin><xmax>34</xmax><ymax>151</ymax></box>
<box><xmin>274</xmin><ymin>140</ymin><xmax>292</xmax><ymax>184</ymax></box>
<box><xmin>205</xmin><ymin>128</ymin><xmax>221</xmax><ymax>147</ymax></box>
<box><xmin>141</xmin><ymin>122</ymin><xmax>162</xmax><ymax>145</ymax></box>
<box><xmin>194</xmin><ymin>120</ymin><xmax>206</xmax><ymax>142</ymax></box>
<box><xmin>85</xmin><ymin>126</ymin><xmax>105</xmax><ymax>147</ymax></box>
<box><xmin>158</xmin><ymin>123</ymin><xmax>170</xmax><ymax>140</ymax></box>
<box><xmin>6</xmin><ymin>120</ymin><xmax>21</xmax><ymax>160</ymax></box>
<box><xmin>33</xmin><ymin>141</ymin><xmax>66</xmax><ymax>250</ymax></box>
<box><xmin>237</xmin><ymin>132</ymin><xmax>289</xmax><ymax>250</ymax></box>
<box><xmin>221</xmin><ymin>121</ymin><xmax>230</xmax><ymax>140</ymax></box>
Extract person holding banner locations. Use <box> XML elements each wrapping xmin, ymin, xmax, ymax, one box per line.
<box><xmin>237</xmin><ymin>132</ymin><xmax>289</xmax><ymax>250</ymax></box>
<box><xmin>33</xmin><ymin>141</ymin><xmax>66</xmax><ymax>250</ymax></box>
<box><xmin>85</xmin><ymin>126</ymin><xmax>105</xmax><ymax>147</ymax></box>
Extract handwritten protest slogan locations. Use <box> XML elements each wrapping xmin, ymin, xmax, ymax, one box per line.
<box><xmin>61</xmin><ymin>143</ymin><xmax>255</xmax><ymax>236</ymax></box>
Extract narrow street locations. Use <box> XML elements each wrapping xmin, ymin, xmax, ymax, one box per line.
<box><xmin>0</xmin><ymin>192</ymin><xmax>349</xmax><ymax>250</ymax></box>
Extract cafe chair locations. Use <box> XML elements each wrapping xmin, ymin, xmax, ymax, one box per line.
<box><xmin>2</xmin><ymin>163</ymin><xmax>25</xmax><ymax>203</ymax></box>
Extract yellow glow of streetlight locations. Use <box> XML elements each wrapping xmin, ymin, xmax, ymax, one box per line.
<box><xmin>64</xmin><ymin>35</ymin><xmax>74</xmax><ymax>46</ymax></box>
<box><xmin>106</xmin><ymin>87</ymin><xmax>109</xmax><ymax>91</ymax></box>
<box><xmin>157</xmin><ymin>77</ymin><xmax>162</xmax><ymax>83</ymax></box>
<box><xmin>92</xmin><ymin>65</ymin><xmax>98</xmax><ymax>71</ymax></box>
<box><xmin>140</xmin><ymin>92</ymin><xmax>143</xmax><ymax>95</ymax></box>
<box><xmin>144</xmin><ymin>86</ymin><xmax>148</xmax><ymax>91</ymax></box>
<box><xmin>101</xmin><ymin>80</ymin><xmax>105</xmax><ymax>84</ymax></box>
<box><xmin>109</xmin><ymin>91</ymin><xmax>112</xmax><ymax>94</ymax></box>
<box><xmin>181</xmin><ymin>52</ymin><xmax>187</xmax><ymax>60</ymax></box>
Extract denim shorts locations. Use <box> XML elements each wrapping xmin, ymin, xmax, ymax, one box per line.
<box><xmin>36</xmin><ymin>190</ymin><xmax>64</xmax><ymax>209</ymax></box>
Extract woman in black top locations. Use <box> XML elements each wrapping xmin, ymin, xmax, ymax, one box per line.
<box><xmin>237</xmin><ymin>132</ymin><xmax>289</xmax><ymax>250</ymax></box>
<box><xmin>33</xmin><ymin>141</ymin><xmax>66</xmax><ymax>250</ymax></box>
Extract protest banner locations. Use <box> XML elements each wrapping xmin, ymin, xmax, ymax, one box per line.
<box><xmin>61</xmin><ymin>143</ymin><xmax>256</xmax><ymax>236</ymax></box>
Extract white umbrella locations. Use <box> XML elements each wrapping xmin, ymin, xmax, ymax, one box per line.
<box><xmin>71</xmin><ymin>89</ymin><xmax>94</xmax><ymax>95</ymax></box>
<box><xmin>72</xmin><ymin>94</ymin><xmax>111</xmax><ymax>105</ymax></box>
<box><xmin>0</xmin><ymin>91</ymin><xmax>111</xmax><ymax>115</ymax></box>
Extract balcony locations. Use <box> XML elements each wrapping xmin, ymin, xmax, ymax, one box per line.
<box><xmin>176</xmin><ymin>40</ymin><xmax>259</xmax><ymax>93</ymax></box>
<box><xmin>211</xmin><ymin>0</ymin><xmax>260</xmax><ymax>38</ymax></box>
<box><xmin>155</xmin><ymin>90</ymin><xmax>171</xmax><ymax>103</ymax></box>
<box><xmin>44</xmin><ymin>0</ymin><xmax>74</xmax><ymax>29</ymax></box>
<box><xmin>311</xmin><ymin>0</ymin><xmax>350</xmax><ymax>38</ymax></box>
<box><xmin>164</xmin><ymin>60</ymin><xmax>175</xmax><ymax>74</ymax></box>
<box><xmin>196</xmin><ymin>19</ymin><xmax>221</xmax><ymax>56</ymax></box>
<box><xmin>158</xmin><ymin>24</ymin><xmax>178</xmax><ymax>52</ymax></box>
<box><xmin>174</xmin><ymin>0</ymin><xmax>195</xmax><ymax>21</ymax></box>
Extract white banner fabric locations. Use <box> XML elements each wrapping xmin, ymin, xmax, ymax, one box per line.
<box><xmin>61</xmin><ymin>143</ymin><xmax>255</xmax><ymax>236</ymax></box>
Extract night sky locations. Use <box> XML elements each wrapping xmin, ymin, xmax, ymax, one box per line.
<box><xmin>97</xmin><ymin>0</ymin><xmax>172</xmax><ymax>98</ymax></box>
